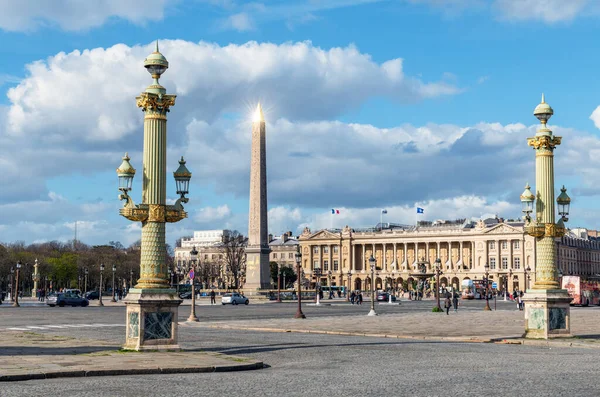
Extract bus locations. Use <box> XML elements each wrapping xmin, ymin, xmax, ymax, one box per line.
<box><xmin>561</xmin><ymin>276</ymin><xmax>600</xmax><ymax>306</ymax></box>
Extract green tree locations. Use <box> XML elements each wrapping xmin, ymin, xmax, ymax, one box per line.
<box><xmin>48</xmin><ymin>253</ymin><xmax>79</xmax><ymax>289</ymax></box>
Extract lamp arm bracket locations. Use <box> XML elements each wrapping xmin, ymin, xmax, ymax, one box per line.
<box><xmin>118</xmin><ymin>192</ymin><xmax>136</xmax><ymax>209</ymax></box>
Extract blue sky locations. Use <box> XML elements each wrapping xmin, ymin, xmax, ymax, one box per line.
<box><xmin>1</xmin><ymin>0</ymin><xmax>600</xmax><ymax>246</ymax></box>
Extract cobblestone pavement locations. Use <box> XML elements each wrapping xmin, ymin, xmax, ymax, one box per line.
<box><xmin>0</xmin><ymin>331</ymin><xmax>262</xmax><ymax>381</ymax></box>
<box><xmin>189</xmin><ymin>306</ymin><xmax>600</xmax><ymax>345</ymax></box>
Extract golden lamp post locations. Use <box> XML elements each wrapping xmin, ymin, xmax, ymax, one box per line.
<box><xmin>117</xmin><ymin>42</ymin><xmax>191</xmax><ymax>351</ymax></box>
<box><xmin>520</xmin><ymin>94</ymin><xmax>572</xmax><ymax>339</ymax></box>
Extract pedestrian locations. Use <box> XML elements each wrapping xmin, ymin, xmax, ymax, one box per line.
<box><xmin>210</xmin><ymin>289</ymin><xmax>216</xmax><ymax>305</ymax></box>
<box><xmin>519</xmin><ymin>291</ymin><xmax>524</xmax><ymax>311</ymax></box>
<box><xmin>444</xmin><ymin>295</ymin><xmax>451</xmax><ymax>315</ymax></box>
<box><xmin>516</xmin><ymin>292</ymin><xmax>521</xmax><ymax>310</ymax></box>
<box><xmin>350</xmin><ymin>291</ymin><xmax>356</xmax><ymax>304</ymax></box>
<box><xmin>358</xmin><ymin>292</ymin><xmax>363</xmax><ymax>305</ymax></box>
<box><xmin>452</xmin><ymin>292</ymin><xmax>459</xmax><ymax>313</ymax></box>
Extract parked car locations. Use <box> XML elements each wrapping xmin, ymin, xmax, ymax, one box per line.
<box><xmin>376</xmin><ymin>292</ymin><xmax>396</xmax><ymax>302</ymax></box>
<box><xmin>221</xmin><ymin>293</ymin><xmax>249</xmax><ymax>305</ymax></box>
<box><xmin>179</xmin><ymin>291</ymin><xmax>192</xmax><ymax>299</ymax></box>
<box><xmin>84</xmin><ymin>290</ymin><xmax>111</xmax><ymax>300</ymax></box>
<box><xmin>47</xmin><ymin>292</ymin><xmax>89</xmax><ymax>307</ymax></box>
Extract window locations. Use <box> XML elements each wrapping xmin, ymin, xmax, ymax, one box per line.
<box><xmin>514</xmin><ymin>240</ymin><xmax>520</xmax><ymax>250</ymax></box>
<box><xmin>324</xmin><ymin>260</ymin><xmax>329</xmax><ymax>271</ymax></box>
<box><xmin>490</xmin><ymin>258</ymin><xmax>496</xmax><ymax>269</ymax></box>
<box><xmin>489</xmin><ymin>241</ymin><xmax>496</xmax><ymax>250</ymax></box>
<box><xmin>333</xmin><ymin>246</ymin><xmax>339</xmax><ymax>253</ymax></box>
<box><xmin>211</xmin><ymin>254</ymin><xmax>216</xmax><ymax>260</ymax></box>
<box><xmin>313</xmin><ymin>260</ymin><xmax>319</xmax><ymax>270</ymax></box>
<box><xmin>289</xmin><ymin>253</ymin><xmax>294</xmax><ymax>259</ymax></box>
<box><xmin>501</xmin><ymin>241</ymin><xmax>507</xmax><ymax>250</ymax></box>
<box><xmin>273</xmin><ymin>253</ymin><xmax>277</xmax><ymax>259</ymax></box>
<box><xmin>204</xmin><ymin>254</ymin><xmax>208</xmax><ymax>260</ymax></box>
<box><xmin>514</xmin><ymin>257</ymin><xmax>521</xmax><ymax>269</ymax></box>
<box><xmin>313</xmin><ymin>247</ymin><xmax>319</xmax><ymax>254</ymax></box>
<box><xmin>501</xmin><ymin>257</ymin><xmax>508</xmax><ymax>270</ymax></box>
<box><xmin>333</xmin><ymin>260</ymin><xmax>339</xmax><ymax>271</ymax></box>
<box><xmin>219</xmin><ymin>255</ymin><xmax>223</xmax><ymax>259</ymax></box>
<box><xmin>323</xmin><ymin>246</ymin><xmax>329</xmax><ymax>254</ymax></box>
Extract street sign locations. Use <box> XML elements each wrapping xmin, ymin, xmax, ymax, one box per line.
<box><xmin>492</xmin><ymin>282</ymin><xmax>498</xmax><ymax>289</ymax></box>
<box><xmin>189</xmin><ymin>269</ymin><xmax>195</xmax><ymax>279</ymax></box>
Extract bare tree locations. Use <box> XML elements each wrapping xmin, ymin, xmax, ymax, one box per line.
<box><xmin>221</xmin><ymin>230</ymin><xmax>247</xmax><ymax>289</ymax></box>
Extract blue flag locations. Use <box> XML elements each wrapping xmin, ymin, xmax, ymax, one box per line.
<box><xmin>417</xmin><ymin>207</ymin><xmax>424</xmax><ymax>214</ymax></box>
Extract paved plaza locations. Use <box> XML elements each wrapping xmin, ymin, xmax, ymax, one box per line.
<box><xmin>1</xmin><ymin>299</ymin><xmax>600</xmax><ymax>395</ymax></box>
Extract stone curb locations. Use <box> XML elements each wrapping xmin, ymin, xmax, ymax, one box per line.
<box><xmin>492</xmin><ymin>338</ymin><xmax>600</xmax><ymax>349</ymax></box>
<box><xmin>0</xmin><ymin>361</ymin><xmax>264</xmax><ymax>382</ymax></box>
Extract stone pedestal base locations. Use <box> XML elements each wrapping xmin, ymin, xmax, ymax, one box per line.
<box><xmin>123</xmin><ymin>288</ymin><xmax>182</xmax><ymax>351</ymax></box>
<box><xmin>245</xmin><ymin>247</ymin><xmax>271</xmax><ymax>290</ymax></box>
<box><xmin>523</xmin><ymin>289</ymin><xmax>572</xmax><ymax>339</ymax></box>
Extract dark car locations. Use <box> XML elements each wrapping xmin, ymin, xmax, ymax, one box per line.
<box><xmin>85</xmin><ymin>290</ymin><xmax>111</xmax><ymax>300</ymax></box>
<box><xmin>376</xmin><ymin>292</ymin><xmax>397</xmax><ymax>302</ymax></box>
<box><xmin>179</xmin><ymin>291</ymin><xmax>192</xmax><ymax>299</ymax></box>
<box><xmin>47</xmin><ymin>292</ymin><xmax>89</xmax><ymax>307</ymax></box>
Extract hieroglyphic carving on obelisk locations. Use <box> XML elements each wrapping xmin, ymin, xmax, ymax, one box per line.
<box><xmin>245</xmin><ymin>103</ymin><xmax>271</xmax><ymax>290</ymax></box>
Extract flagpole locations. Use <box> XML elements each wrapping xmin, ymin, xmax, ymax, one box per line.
<box><xmin>380</xmin><ymin>210</ymin><xmax>383</xmax><ymax>230</ymax></box>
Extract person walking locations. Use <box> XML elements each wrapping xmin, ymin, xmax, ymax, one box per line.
<box><xmin>452</xmin><ymin>292</ymin><xmax>459</xmax><ymax>313</ymax></box>
<box><xmin>210</xmin><ymin>289</ymin><xmax>216</xmax><ymax>305</ymax></box>
<box><xmin>444</xmin><ymin>295</ymin><xmax>452</xmax><ymax>315</ymax></box>
<box><xmin>358</xmin><ymin>291</ymin><xmax>363</xmax><ymax>305</ymax></box>
<box><xmin>350</xmin><ymin>291</ymin><xmax>356</xmax><ymax>305</ymax></box>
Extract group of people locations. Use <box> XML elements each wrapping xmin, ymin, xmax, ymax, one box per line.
<box><xmin>513</xmin><ymin>290</ymin><xmax>525</xmax><ymax>310</ymax></box>
<box><xmin>443</xmin><ymin>292</ymin><xmax>461</xmax><ymax>314</ymax></box>
<box><xmin>349</xmin><ymin>291</ymin><xmax>364</xmax><ymax>305</ymax></box>
<box><xmin>35</xmin><ymin>288</ymin><xmax>47</xmax><ymax>301</ymax></box>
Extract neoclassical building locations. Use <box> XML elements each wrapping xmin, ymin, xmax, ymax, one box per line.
<box><xmin>298</xmin><ymin>218</ymin><xmax>538</xmax><ymax>293</ymax></box>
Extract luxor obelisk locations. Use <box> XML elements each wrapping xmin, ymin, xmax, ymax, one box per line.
<box><xmin>245</xmin><ymin>104</ymin><xmax>271</xmax><ymax>291</ymax></box>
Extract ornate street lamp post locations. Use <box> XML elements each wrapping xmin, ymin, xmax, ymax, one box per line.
<box><xmin>294</xmin><ymin>250</ymin><xmax>305</xmax><ymax>319</ymax></box>
<box><xmin>98</xmin><ymin>263</ymin><xmax>105</xmax><ymax>307</ymax></box>
<box><xmin>434</xmin><ymin>258</ymin><xmax>443</xmax><ymax>312</ymax></box>
<box><xmin>187</xmin><ymin>246</ymin><xmax>199</xmax><ymax>322</ymax></box>
<box><xmin>129</xmin><ymin>269</ymin><xmax>134</xmax><ymax>291</ymax></box>
<box><xmin>520</xmin><ymin>95</ymin><xmax>572</xmax><ymax>339</ymax></box>
<box><xmin>111</xmin><ymin>264</ymin><xmax>117</xmax><ymax>302</ymax></box>
<box><xmin>368</xmin><ymin>255</ymin><xmax>377</xmax><ymax>316</ymax></box>
<box><xmin>483</xmin><ymin>263</ymin><xmax>491</xmax><ymax>311</ymax></box>
<box><xmin>276</xmin><ymin>262</ymin><xmax>281</xmax><ymax>303</ymax></box>
<box><xmin>117</xmin><ymin>42</ymin><xmax>190</xmax><ymax>350</ymax></box>
<box><xmin>9</xmin><ymin>267</ymin><xmax>14</xmax><ymax>302</ymax></box>
<box><xmin>13</xmin><ymin>261</ymin><xmax>21</xmax><ymax>307</ymax></box>
<box><xmin>525</xmin><ymin>266</ymin><xmax>531</xmax><ymax>290</ymax></box>
<box><xmin>32</xmin><ymin>259</ymin><xmax>40</xmax><ymax>299</ymax></box>
<box><xmin>346</xmin><ymin>270</ymin><xmax>352</xmax><ymax>302</ymax></box>
<box><xmin>314</xmin><ymin>268</ymin><xmax>322</xmax><ymax>306</ymax></box>
<box><xmin>84</xmin><ymin>268</ymin><xmax>88</xmax><ymax>294</ymax></box>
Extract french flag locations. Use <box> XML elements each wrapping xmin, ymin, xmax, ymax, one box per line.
<box><xmin>331</xmin><ymin>209</ymin><xmax>340</xmax><ymax>214</ymax></box>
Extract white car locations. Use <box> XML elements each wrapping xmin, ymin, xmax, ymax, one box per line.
<box><xmin>221</xmin><ymin>293</ymin><xmax>249</xmax><ymax>305</ymax></box>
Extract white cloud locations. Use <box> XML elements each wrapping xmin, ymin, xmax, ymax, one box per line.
<box><xmin>409</xmin><ymin>0</ymin><xmax>598</xmax><ymax>23</ymax></box>
<box><xmin>269</xmin><ymin>206</ymin><xmax>303</xmax><ymax>234</ymax></box>
<box><xmin>301</xmin><ymin>195</ymin><xmax>519</xmax><ymax>231</ymax></box>
<box><xmin>194</xmin><ymin>205</ymin><xmax>232</xmax><ymax>224</ymax></box>
<box><xmin>223</xmin><ymin>12</ymin><xmax>255</xmax><ymax>31</ymax></box>
<box><xmin>494</xmin><ymin>0</ymin><xmax>591</xmax><ymax>23</ymax></box>
<box><xmin>0</xmin><ymin>39</ymin><xmax>459</xmax><ymax>202</ymax></box>
<box><xmin>0</xmin><ymin>0</ymin><xmax>172</xmax><ymax>32</ymax></box>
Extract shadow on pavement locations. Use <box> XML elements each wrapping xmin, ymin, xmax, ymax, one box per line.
<box><xmin>0</xmin><ymin>346</ymin><xmax>117</xmax><ymax>356</ymax></box>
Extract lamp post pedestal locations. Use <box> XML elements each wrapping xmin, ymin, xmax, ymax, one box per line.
<box><xmin>124</xmin><ymin>289</ymin><xmax>183</xmax><ymax>351</ymax></box>
<box><xmin>523</xmin><ymin>289</ymin><xmax>571</xmax><ymax>339</ymax></box>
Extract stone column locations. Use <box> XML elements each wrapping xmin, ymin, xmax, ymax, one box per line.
<box><xmin>362</xmin><ymin>244</ymin><xmax>366</xmax><ymax>271</ymax></box>
<box><xmin>382</xmin><ymin>243</ymin><xmax>387</xmax><ymax>271</ymax></box>
<box><xmin>352</xmin><ymin>244</ymin><xmax>356</xmax><ymax>271</ymax></box>
<box><xmin>393</xmin><ymin>243</ymin><xmax>397</xmax><ymax>270</ymax></box>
